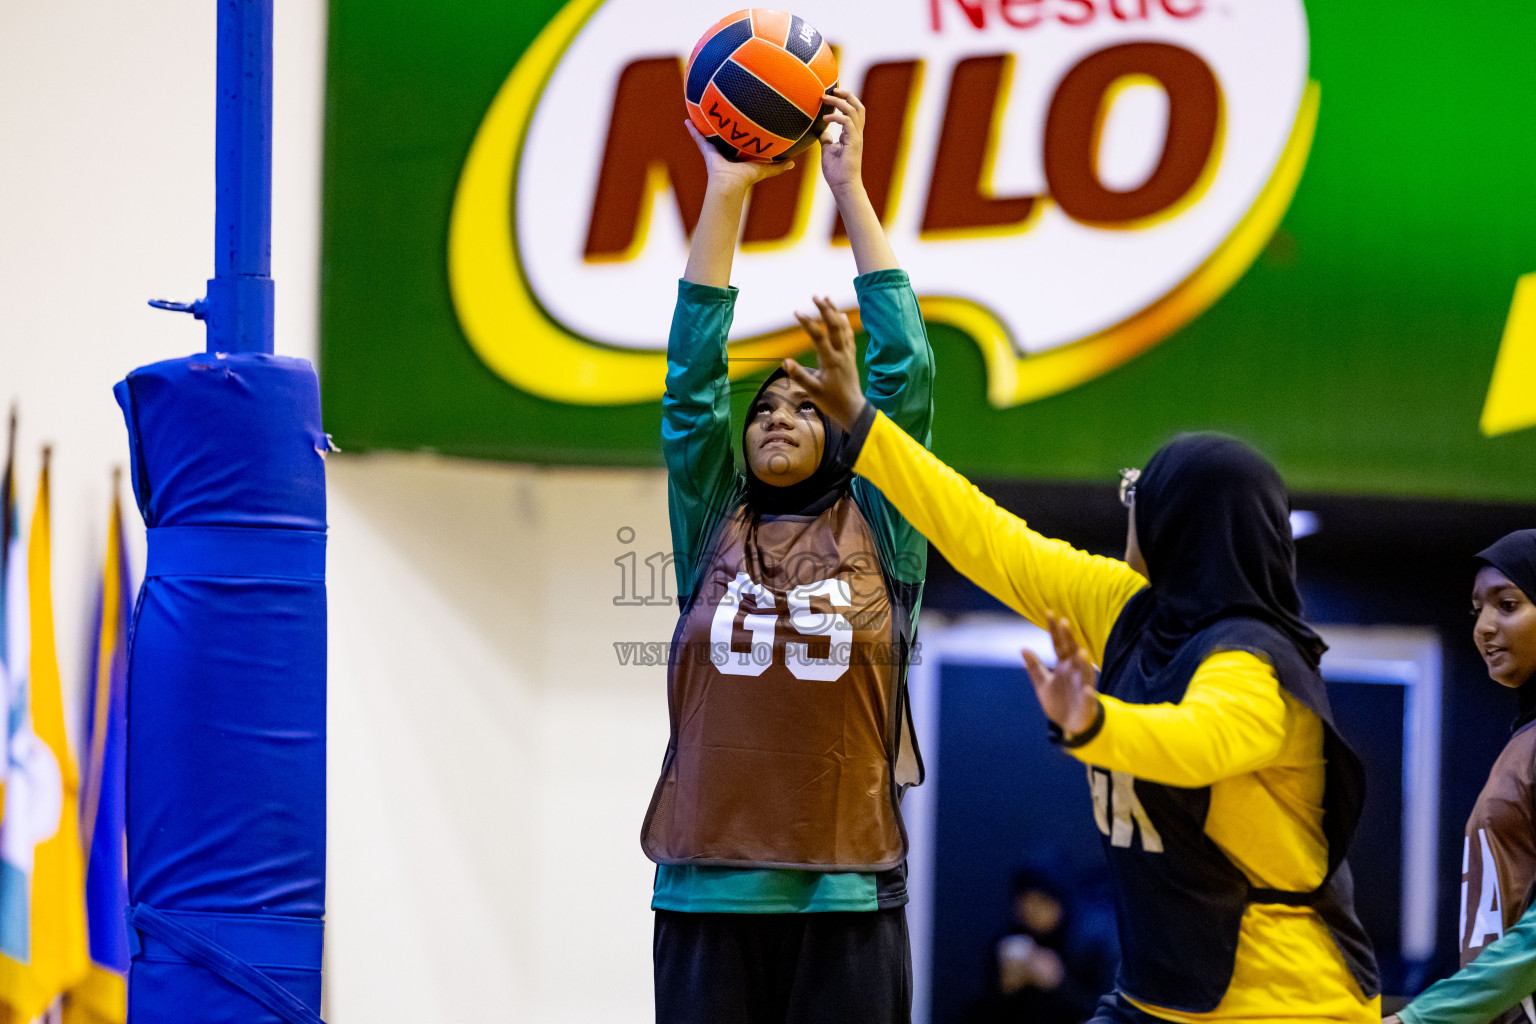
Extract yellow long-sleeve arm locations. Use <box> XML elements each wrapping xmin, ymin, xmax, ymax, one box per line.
<box><xmin>853</xmin><ymin>410</ymin><xmax>1146</xmax><ymax>664</ymax></box>
<box><xmin>1073</xmin><ymin>650</ymin><xmax>1288</xmax><ymax>787</ymax></box>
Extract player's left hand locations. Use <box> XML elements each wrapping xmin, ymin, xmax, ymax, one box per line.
<box><xmin>782</xmin><ymin>295</ymin><xmax>867</xmax><ymax>430</ymax></box>
<box><xmin>819</xmin><ymin>88</ymin><xmax>866</xmax><ymax>197</ymax></box>
<box><xmin>1382</xmin><ymin>1016</ymin><xmax>1402</xmax><ymax>1024</ymax></box>
<box><xmin>1022</xmin><ymin>615</ymin><xmax>1102</xmax><ymax>738</ymax></box>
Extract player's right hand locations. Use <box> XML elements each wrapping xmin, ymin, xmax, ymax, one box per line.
<box><xmin>684</xmin><ymin>121</ymin><xmax>794</xmax><ymax>191</ymax></box>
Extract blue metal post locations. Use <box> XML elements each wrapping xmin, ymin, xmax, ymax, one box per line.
<box><xmin>151</xmin><ymin>0</ymin><xmax>274</xmax><ymax>352</ymax></box>
<box><xmin>208</xmin><ymin>0</ymin><xmax>275</xmax><ymax>353</ymax></box>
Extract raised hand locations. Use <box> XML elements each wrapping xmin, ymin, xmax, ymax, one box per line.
<box><xmin>681</xmin><ymin>121</ymin><xmax>794</xmax><ymax>287</ymax></box>
<box><xmin>1021</xmin><ymin>616</ymin><xmax>1102</xmax><ymax>738</ymax></box>
<box><xmin>816</xmin><ymin>89</ymin><xmax>899</xmax><ymax>274</ymax></box>
<box><xmin>685</xmin><ymin>120</ymin><xmax>794</xmax><ymax>193</ymax></box>
<box><xmin>819</xmin><ymin>88</ymin><xmax>866</xmax><ymax>197</ymax></box>
<box><xmin>781</xmin><ymin>295</ymin><xmax>867</xmax><ymax>430</ymax></box>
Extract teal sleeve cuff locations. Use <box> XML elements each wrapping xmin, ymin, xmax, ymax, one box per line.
<box><xmin>853</xmin><ymin>268</ymin><xmax>911</xmax><ymax>294</ymax></box>
<box><xmin>677</xmin><ymin>278</ymin><xmax>738</xmax><ymax>304</ymax></box>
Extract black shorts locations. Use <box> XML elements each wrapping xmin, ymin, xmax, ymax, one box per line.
<box><xmin>654</xmin><ymin>908</ymin><xmax>912</xmax><ymax>1024</ymax></box>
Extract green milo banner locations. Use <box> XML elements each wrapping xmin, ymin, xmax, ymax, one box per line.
<box><xmin>321</xmin><ymin>0</ymin><xmax>1536</xmax><ymax>500</ymax></box>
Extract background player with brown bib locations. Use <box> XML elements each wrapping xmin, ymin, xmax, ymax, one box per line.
<box><xmin>1388</xmin><ymin>530</ymin><xmax>1536</xmax><ymax>1024</ymax></box>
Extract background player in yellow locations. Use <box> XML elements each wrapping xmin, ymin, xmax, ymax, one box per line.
<box><xmin>784</xmin><ymin>322</ymin><xmax>1381</xmax><ymax>1023</ymax></box>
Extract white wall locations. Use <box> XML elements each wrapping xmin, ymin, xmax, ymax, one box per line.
<box><xmin>0</xmin><ymin>3</ymin><xmax>671</xmax><ymax>1020</ymax></box>
<box><xmin>326</xmin><ymin>458</ymin><xmax>672</xmax><ymax>1021</ymax></box>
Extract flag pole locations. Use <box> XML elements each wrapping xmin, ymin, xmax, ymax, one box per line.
<box><xmin>2</xmin><ymin>404</ymin><xmax>15</xmax><ymax>551</ymax></box>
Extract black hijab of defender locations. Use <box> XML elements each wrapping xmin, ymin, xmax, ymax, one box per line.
<box><xmin>1114</xmin><ymin>432</ymin><xmax>1325</xmax><ymax>678</ymax></box>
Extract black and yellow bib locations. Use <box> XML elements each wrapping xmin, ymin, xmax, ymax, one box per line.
<box><xmin>641</xmin><ymin>494</ymin><xmax>920</xmax><ymax>871</ymax></box>
<box><xmin>1093</xmin><ymin>605</ymin><xmax>1380</xmax><ymax>1013</ymax></box>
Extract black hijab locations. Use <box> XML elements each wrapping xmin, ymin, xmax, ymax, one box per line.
<box><xmin>1132</xmin><ymin>433</ymin><xmax>1326</xmax><ymax>670</ymax></box>
<box><xmin>740</xmin><ymin>368</ymin><xmax>855</xmax><ymax>516</ymax></box>
<box><xmin>1474</xmin><ymin>529</ymin><xmax>1536</xmax><ymax>729</ymax></box>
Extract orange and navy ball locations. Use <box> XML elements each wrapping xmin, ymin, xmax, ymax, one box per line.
<box><xmin>685</xmin><ymin>9</ymin><xmax>839</xmax><ymax>163</ymax></box>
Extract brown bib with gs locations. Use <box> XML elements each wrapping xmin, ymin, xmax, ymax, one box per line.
<box><xmin>641</xmin><ymin>494</ymin><xmax>919</xmax><ymax>872</ymax></box>
<box><xmin>1460</xmin><ymin>720</ymin><xmax>1536</xmax><ymax>1024</ymax></box>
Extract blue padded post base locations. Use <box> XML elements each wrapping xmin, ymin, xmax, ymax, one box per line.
<box><xmin>128</xmin><ymin>906</ymin><xmax>323</xmax><ymax>1024</ymax></box>
<box><xmin>116</xmin><ymin>353</ymin><xmax>327</xmax><ymax>1023</ymax></box>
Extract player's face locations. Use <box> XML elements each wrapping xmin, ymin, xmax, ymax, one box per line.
<box><xmin>1471</xmin><ymin>566</ymin><xmax>1536</xmax><ymax>689</ymax></box>
<box><xmin>745</xmin><ymin>378</ymin><xmax>826</xmax><ymax>488</ymax></box>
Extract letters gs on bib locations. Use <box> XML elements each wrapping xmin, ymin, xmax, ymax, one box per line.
<box><xmin>711</xmin><ymin>572</ymin><xmax>857</xmax><ymax>681</ymax></box>
<box><xmin>470</xmin><ymin>0</ymin><xmax>1309</xmax><ymax>405</ymax></box>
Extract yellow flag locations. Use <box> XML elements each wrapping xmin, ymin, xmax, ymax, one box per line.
<box><xmin>0</xmin><ymin>457</ymin><xmax>89</xmax><ymax>1021</ymax></box>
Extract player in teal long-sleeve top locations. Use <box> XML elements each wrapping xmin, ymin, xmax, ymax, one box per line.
<box><xmin>1398</xmin><ymin>908</ymin><xmax>1536</xmax><ymax>1024</ymax></box>
<box><xmin>640</xmin><ymin>90</ymin><xmax>933</xmax><ymax>1024</ymax></box>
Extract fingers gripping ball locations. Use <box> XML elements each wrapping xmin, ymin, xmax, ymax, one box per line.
<box><xmin>685</xmin><ymin>9</ymin><xmax>839</xmax><ymax>163</ymax></box>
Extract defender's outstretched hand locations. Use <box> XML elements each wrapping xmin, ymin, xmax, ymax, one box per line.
<box><xmin>782</xmin><ymin>296</ymin><xmax>866</xmax><ymax>430</ymax></box>
<box><xmin>1022</xmin><ymin>616</ymin><xmax>1102</xmax><ymax>738</ymax></box>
